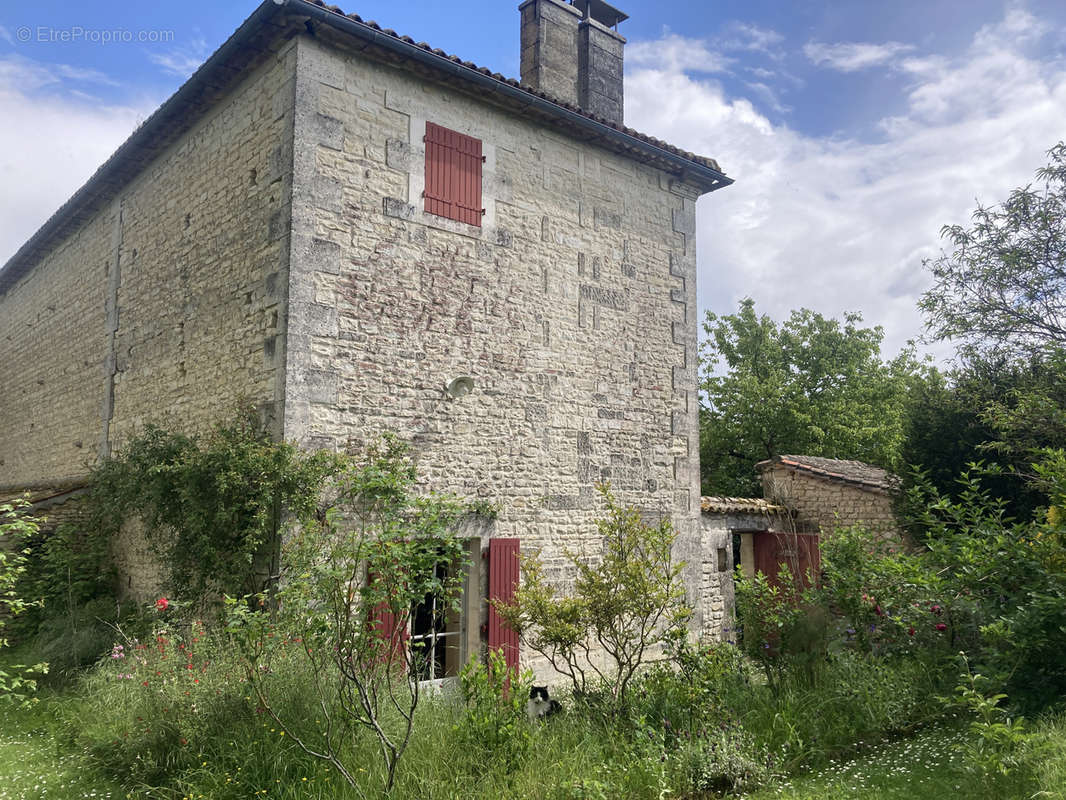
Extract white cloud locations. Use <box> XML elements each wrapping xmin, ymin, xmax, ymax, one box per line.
<box><xmin>744</xmin><ymin>81</ymin><xmax>790</xmax><ymax>115</ymax></box>
<box><xmin>147</xmin><ymin>37</ymin><xmax>209</xmax><ymax>78</ymax></box>
<box><xmin>804</xmin><ymin>40</ymin><xmax>916</xmax><ymax>72</ymax></box>
<box><xmin>0</xmin><ymin>56</ymin><xmax>152</xmax><ymax>265</ymax></box>
<box><xmin>720</xmin><ymin>23</ymin><xmax>785</xmax><ymax>58</ymax></box>
<box><xmin>626</xmin><ymin>9</ymin><xmax>1066</xmax><ymax>362</ymax></box>
<box><xmin>628</xmin><ymin>35</ymin><xmax>730</xmax><ymax>74</ymax></box>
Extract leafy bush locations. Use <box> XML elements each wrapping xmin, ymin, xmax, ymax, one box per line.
<box><xmin>908</xmin><ymin>459</ymin><xmax>1066</xmax><ymax>708</ymax></box>
<box><xmin>454</xmin><ymin>648</ymin><xmax>533</xmax><ymax>763</ymax></box>
<box><xmin>88</xmin><ymin>408</ymin><xmax>339</xmax><ymax>600</ymax></box>
<box><xmin>496</xmin><ymin>484</ymin><xmax>691</xmax><ymax>717</ymax></box>
<box><xmin>733</xmin><ymin>565</ymin><xmax>827</xmax><ymax>693</ymax></box>
<box><xmin>227</xmin><ymin>435</ymin><xmax>472</xmax><ymax>793</ymax></box>
<box><xmin>0</xmin><ymin>499</ymin><xmax>47</xmax><ymax>704</ymax></box>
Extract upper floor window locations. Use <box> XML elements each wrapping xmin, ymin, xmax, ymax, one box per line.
<box><xmin>424</xmin><ymin>122</ymin><xmax>483</xmax><ymax>227</ymax></box>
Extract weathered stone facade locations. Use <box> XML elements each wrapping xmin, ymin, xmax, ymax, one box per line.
<box><xmin>0</xmin><ymin>46</ymin><xmax>296</xmax><ymax>487</ymax></box>
<box><xmin>758</xmin><ymin>455</ymin><xmax>900</xmax><ymax>540</ymax></box>
<box><xmin>0</xmin><ymin>0</ymin><xmax>732</xmax><ymax>679</ymax></box>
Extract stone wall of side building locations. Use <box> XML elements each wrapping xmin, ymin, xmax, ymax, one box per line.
<box><xmin>0</xmin><ymin>42</ymin><xmax>300</xmax><ymax>591</ymax></box>
<box><xmin>281</xmin><ymin>34</ymin><xmax>707</xmax><ymax>672</ymax></box>
<box><xmin>760</xmin><ymin>465</ymin><xmax>898</xmax><ymax>539</ymax></box>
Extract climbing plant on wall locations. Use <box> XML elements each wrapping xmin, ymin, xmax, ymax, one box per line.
<box><xmin>87</xmin><ymin>406</ymin><xmax>341</xmax><ymax>600</ymax></box>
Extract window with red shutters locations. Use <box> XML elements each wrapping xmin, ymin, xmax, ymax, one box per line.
<box><xmin>424</xmin><ymin>122</ymin><xmax>483</xmax><ymax>227</ymax></box>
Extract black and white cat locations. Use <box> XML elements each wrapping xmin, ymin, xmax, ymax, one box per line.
<box><xmin>527</xmin><ymin>685</ymin><xmax>563</xmax><ymax>721</ymax></box>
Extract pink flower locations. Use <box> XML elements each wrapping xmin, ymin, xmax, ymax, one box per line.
<box><xmin>156</xmin><ymin>597</ymin><xmax>169</xmax><ymax>612</ymax></box>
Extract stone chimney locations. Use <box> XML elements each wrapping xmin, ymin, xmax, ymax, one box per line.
<box><xmin>519</xmin><ymin>0</ymin><xmax>628</xmax><ymax>125</ymax></box>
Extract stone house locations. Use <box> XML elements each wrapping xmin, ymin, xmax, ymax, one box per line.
<box><xmin>757</xmin><ymin>455</ymin><xmax>901</xmax><ymax>541</ymax></box>
<box><xmin>0</xmin><ymin>0</ymin><xmax>731</xmax><ymax>681</ymax></box>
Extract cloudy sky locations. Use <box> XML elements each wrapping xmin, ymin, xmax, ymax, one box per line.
<box><xmin>2</xmin><ymin>0</ymin><xmax>1065</xmax><ymax>362</ymax></box>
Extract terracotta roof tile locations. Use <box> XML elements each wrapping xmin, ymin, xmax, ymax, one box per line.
<box><xmin>756</xmin><ymin>455</ymin><xmax>897</xmax><ymax>492</ymax></box>
<box><xmin>701</xmin><ymin>496</ymin><xmax>788</xmax><ymax>515</ymax></box>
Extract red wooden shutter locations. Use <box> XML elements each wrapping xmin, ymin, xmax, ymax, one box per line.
<box><xmin>367</xmin><ymin>572</ymin><xmax>409</xmax><ymax>667</ymax></box>
<box><xmin>424</xmin><ymin>121</ymin><xmax>483</xmax><ymax>227</ymax></box>
<box><xmin>487</xmin><ymin>537</ymin><xmax>520</xmax><ymax>672</ymax></box>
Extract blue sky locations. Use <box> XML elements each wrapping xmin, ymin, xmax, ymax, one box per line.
<box><xmin>3</xmin><ymin>0</ymin><xmax>1066</xmax><ymax>362</ymax></box>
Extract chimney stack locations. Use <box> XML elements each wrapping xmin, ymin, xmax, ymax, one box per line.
<box><xmin>520</xmin><ymin>0</ymin><xmax>627</xmax><ymax>125</ymax></box>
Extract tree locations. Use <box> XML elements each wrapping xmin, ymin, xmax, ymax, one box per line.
<box><xmin>699</xmin><ymin>299</ymin><xmax>918</xmax><ymax>497</ymax></box>
<box><xmin>227</xmin><ymin>436</ymin><xmax>471</xmax><ymax>794</ymax></box>
<box><xmin>495</xmin><ymin>484</ymin><xmax>690</xmax><ymax>717</ymax></box>
<box><xmin>920</xmin><ymin>142</ymin><xmax>1066</xmax><ymax>361</ymax></box>
<box><xmin>912</xmin><ymin>144</ymin><xmax>1066</xmax><ymax>518</ymax></box>
<box><xmin>897</xmin><ymin>362</ymin><xmax>1049</xmax><ymax>525</ymax></box>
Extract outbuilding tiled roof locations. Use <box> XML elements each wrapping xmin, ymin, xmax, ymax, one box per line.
<box><xmin>756</xmin><ymin>455</ymin><xmax>897</xmax><ymax>492</ymax></box>
<box><xmin>701</xmin><ymin>496</ymin><xmax>788</xmax><ymax>515</ymax></box>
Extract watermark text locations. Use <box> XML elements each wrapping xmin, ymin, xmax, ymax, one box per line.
<box><xmin>15</xmin><ymin>26</ymin><xmax>175</xmax><ymax>45</ymax></box>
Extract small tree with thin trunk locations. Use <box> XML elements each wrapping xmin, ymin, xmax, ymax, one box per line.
<box><xmin>226</xmin><ymin>436</ymin><xmax>469</xmax><ymax>794</ymax></box>
<box><xmin>495</xmin><ymin>484</ymin><xmax>691</xmax><ymax>717</ymax></box>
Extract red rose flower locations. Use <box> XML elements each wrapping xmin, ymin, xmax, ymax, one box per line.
<box><xmin>156</xmin><ymin>597</ymin><xmax>169</xmax><ymax>612</ymax></box>
<box><xmin>935</xmin><ymin>623</ymin><xmax>947</xmax><ymax>632</ymax></box>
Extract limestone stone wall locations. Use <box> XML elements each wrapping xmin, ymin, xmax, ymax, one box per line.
<box><xmin>761</xmin><ymin>465</ymin><xmax>898</xmax><ymax>539</ymax></box>
<box><xmin>0</xmin><ymin>209</ymin><xmax>113</xmax><ymax>488</ymax></box>
<box><xmin>0</xmin><ymin>45</ymin><xmax>297</xmax><ymax>493</ymax></box>
<box><xmin>105</xmin><ymin>45</ymin><xmax>298</xmax><ymax>452</ymax></box>
<box><xmin>282</xmin><ymin>35</ymin><xmax>707</xmax><ymax>671</ymax></box>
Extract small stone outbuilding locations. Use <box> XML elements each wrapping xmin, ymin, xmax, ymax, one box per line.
<box><xmin>757</xmin><ymin>455</ymin><xmax>900</xmax><ymax>542</ymax></box>
<box><xmin>699</xmin><ymin>496</ymin><xmax>792</xmax><ymax>629</ymax></box>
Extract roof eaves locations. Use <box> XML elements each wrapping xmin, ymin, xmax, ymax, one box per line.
<box><xmin>0</xmin><ymin>0</ymin><xmax>290</xmax><ymax>296</ymax></box>
<box><xmin>291</xmin><ymin>0</ymin><xmax>731</xmax><ymax>190</ymax></box>
<box><xmin>757</xmin><ymin>455</ymin><xmax>894</xmax><ymax>492</ymax></box>
<box><xmin>0</xmin><ymin>0</ymin><xmax>732</xmax><ymax>296</ymax></box>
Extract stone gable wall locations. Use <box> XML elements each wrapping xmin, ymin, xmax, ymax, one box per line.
<box><xmin>761</xmin><ymin>465</ymin><xmax>898</xmax><ymax>538</ymax></box>
<box><xmin>282</xmin><ymin>35</ymin><xmax>708</xmax><ymax>668</ymax></box>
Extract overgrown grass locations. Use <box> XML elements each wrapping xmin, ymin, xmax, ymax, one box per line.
<box><xmin>3</xmin><ymin>628</ymin><xmax>1063</xmax><ymax>799</ymax></box>
<box><xmin>0</xmin><ymin>689</ymin><xmax>123</xmax><ymax>799</ymax></box>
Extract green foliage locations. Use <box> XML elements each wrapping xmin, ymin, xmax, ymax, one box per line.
<box><xmin>700</xmin><ymin>299</ymin><xmax>918</xmax><ymax>496</ymax></box>
<box><xmin>898</xmin><ymin>362</ymin><xmax>1049</xmax><ymax>528</ymax></box>
<box><xmin>10</xmin><ymin>515</ymin><xmax>121</xmax><ymax>679</ymax></box>
<box><xmin>226</xmin><ymin>434</ymin><xmax>471</xmax><ymax>793</ymax></box>
<box><xmin>905</xmin><ymin>462</ymin><xmax>1066</xmax><ymax>707</ymax></box>
<box><xmin>495</xmin><ymin>484</ymin><xmax>690</xmax><ymax>716</ymax></box>
<box><xmin>0</xmin><ymin>500</ymin><xmax>47</xmax><ymax>705</ymax></box>
<box><xmin>454</xmin><ymin>649</ymin><xmax>533</xmax><ymax>762</ymax></box>
<box><xmin>944</xmin><ymin>657</ymin><xmax>1045</xmax><ymax>787</ymax></box>
<box><xmin>733</xmin><ymin>560</ymin><xmax>831</xmax><ymax>692</ymax></box>
<box><xmin>88</xmin><ymin>408</ymin><xmax>340</xmax><ymax>600</ymax></box>
<box><xmin>920</xmin><ymin>142</ymin><xmax>1066</xmax><ymax>361</ymax></box>
<box><xmin>815</xmin><ymin>525</ymin><xmax>950</xmax><ymax>657</ymax></box>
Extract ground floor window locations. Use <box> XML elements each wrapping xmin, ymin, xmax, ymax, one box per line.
<box><xmin>409</xmin><ymin>559</ymin><xmax>462</xmax><ymax>681</ymax></box>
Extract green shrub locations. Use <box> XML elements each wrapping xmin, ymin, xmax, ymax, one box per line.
<box><xmin>496</xmin><ymin>484</ymin><xmax>691</xmax><ymax>717</ymax></box>
<box><xmin>454</xmin><ymin>648</ymin><xmax>533</xmax><ymax>763</ymax></box>
<box><xmin>88</xmin><ymin>408</ymin><xmax>340</xmax><ymax>600</ymax></box>
<box><xmin>226</xmin><ymin>435</ymin><xmax>472</xmax><ymax>794</ymax></box>
<box><xmin>0</xmin><ymin>499</ymin><xmax>47</xmax><ymax>705</ymax></box>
